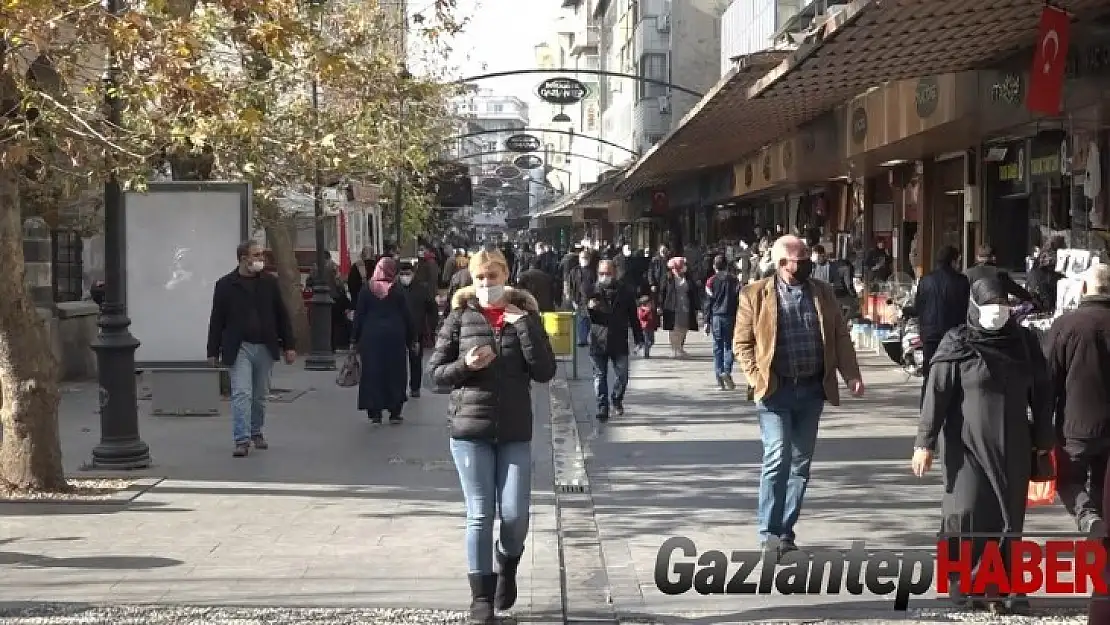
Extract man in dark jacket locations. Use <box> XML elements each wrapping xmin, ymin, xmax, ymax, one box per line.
<box><xmin>648</xmin><ymin>244</ymin><xmax>671</xmax><ymax>301</ymax></box>
<box><xmin>1045</xmin><ymin>263</ymin><xmax>1110</xmax><ymax>537</ymax></box>
<box><xmin>585</xmin><ymin>260</ymin><xmax>644</xmax><ymax>421</ymax></box>
<box><xmin>706</xmin><ymin>255</ymin><xmax>741</xmax><ymax>390</ymax></box>
<box><xmin>207</xmin><ymin>240</ymin><xmax>296</xmax><ymax>457</ymax></box>
<box><xmin>568</xmin><ymin>248</ymin><xmax>597</xmax><ymax>346</ymax></box>
<box><xmin>912</xmin><ymin>245</ymin><xmax>971</xmax><ymax>399</ymax></box>
<box><xmin>516</xmin><ymin>259</ymin><xmax>556</xmax><ymax>312</ymax></box>
<box><xmin>964</xmin><ymin>244</ymin><xmax>1032</xmax><ymax>303</ymax></box>
<box><xmin>397</xmin><ymin>260</ymin><xmax>439</xmax><ymax>397</ymax></box>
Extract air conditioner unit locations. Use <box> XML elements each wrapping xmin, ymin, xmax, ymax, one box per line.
<box><xmin>658</xmin><ymin>95</ymin><xmax>670</xmax><ymax>114</ymax></box>
<box><xmin>657</xmin><ymin>13</ymin><xmax>670</xmax><ymax>32</ymax></box>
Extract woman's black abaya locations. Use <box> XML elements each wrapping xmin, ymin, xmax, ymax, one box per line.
<box><xmin>915</xmin><ymin>278</ymin><xmax>1054</xmax><ymax>603</ymax></box>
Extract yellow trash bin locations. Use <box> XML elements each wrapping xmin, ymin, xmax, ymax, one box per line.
<box><xmin>542</xmin><ymin>311</ymin><xmax>574</xmax><ymax>356</ymax></box>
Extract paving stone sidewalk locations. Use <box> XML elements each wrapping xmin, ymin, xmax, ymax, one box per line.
<box><xmin>562</xmin><ymin>330</ymin><xmax>1082</xmax><ymax>625</ymax></box>
<box><xmin>0</xmin><ymin>358</ymin><xmax>561</xmax><ymax>623</ymax></box>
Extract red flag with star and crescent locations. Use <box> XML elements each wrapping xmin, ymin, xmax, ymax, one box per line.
<box><xmin>1026</xmin><ymin>5</ymin><xmax>1070</xmax><ymax>115</ymax></box>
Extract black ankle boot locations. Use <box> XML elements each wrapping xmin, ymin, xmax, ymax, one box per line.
<box><xmin>495</xmin><ymin>544</ymin><xmax>523</xmax><ymax>611</ymax></box>
<box><xmin>467</xmin><ymin>572</ymin><xmax>497</xmax><ymax>624</ymax></box>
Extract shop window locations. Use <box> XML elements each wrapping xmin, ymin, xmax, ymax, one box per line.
<box><xmin>51</xmin><ymin>229</ymin><xmax>83</xmax><ymax>302</ymax></box>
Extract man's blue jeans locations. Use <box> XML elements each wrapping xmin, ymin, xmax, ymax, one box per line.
<box><xmin>755</xmin><ymin>378</ymin><xmax>825</xmax><ymax>543</ymax></box>
<box><xmin>449</xmin><ymin>439</ymin><xmax>532</xmax><ymax>574</ymax></box>
<box><xmin>710</xmin><ymin>315</ymin><xmax>735</xmax><ymax>377</ymax></box>
<box><xmin>576</xmin><ymin>309</ymin><xmax>590</xmax><ymax>346</ymax></box>
<box><xmin>228</xmin><ymin>342</ymin><xmax>274</xmax><ymax>444</ymax></box>
<box><xmin>591</xmin><ymin>353</ymin><xmax>630</xmax><ymax>410</ymax></box>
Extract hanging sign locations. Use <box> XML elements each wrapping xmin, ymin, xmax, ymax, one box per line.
<box><xmin>480</xmin><ymin>177</ymin><xmax>503</xmax><ymax>189</ymax></box>
<box><xmin>496</xmin><ymin>165</ymin><xmax>521</xmax><ymax>179</ymax></box>
<box><xmin>505</xmin><ymin>134</ymin><xmax>542</xmax><ymax>153</ymax></box>
<box><xmin>536</xmin><ymin>77</ymin><xmax>589</xmax><ymax>105</ymax></box>
<box><xmin>513</xmin><ymin>154</ymin><xmax>543</xmax><ymax>169</ymax></box>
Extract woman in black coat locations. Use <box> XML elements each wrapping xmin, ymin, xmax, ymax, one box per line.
<box><xmin>658</xmin><ymin>256</ymin><xmax>700</xmax><ymax>358</ymax></box>
<box><xmin>427</xmin><ymin>248</ymin><xmax>556</xmax><ymax>625</ymax></box>
<box><xmin>351</xmin><ymin>257</ymin><xmax>414</xmax><ymax>424</ymax></box>
<box><xmin>912</xmin><ymin>276</ymin><xmax>1053</xmax><ymax>614</ymax></box>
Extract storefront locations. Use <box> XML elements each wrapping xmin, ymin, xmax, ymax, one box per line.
<box><xmin>845</xmin><ymin>72</ymin><xmax>979</xmax><ymax>277</ymax></box>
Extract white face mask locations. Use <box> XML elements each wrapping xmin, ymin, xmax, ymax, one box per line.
<box><xmin>622</xmin><ymin>246</ymin><xmax>631</xmax><ymax>256</ymax></box>
<box><xmin>597</xmin><ymin>275</ymin><xmax>612</xmax><ymax>286</ymax></box>
<box><xmin>476</xmin><ymin>284</ymin><xmax>505</xmax><ymax>307</ymax></box>
<box><xmin>579</xmin><ymin>259</ymin><xmax>589</xmax><ymax>267</ymax></box>
<box><xmin>971</xmin><ymin>299</ymin><xmax>1010</xmax><ymax>330</ymax></box>
<box><xmin>249</xmin><ymin>260</ymin><xmax>265</xmax><ymax>273</ymax></box>
<box><xmin>399</xmin><ymin>275</ymin><xmax>413</xmax><ymax>286</ymax></box>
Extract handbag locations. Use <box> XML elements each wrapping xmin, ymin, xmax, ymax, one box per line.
<box><xmin>335</xmin><ymin>352</ymin><xmax>360</xmax><ymax>387</ymax></box>
<box><xmin>1027</xmin><ymin>449</ymin><xmax>1057</xmax><ymax>507</ymax></box>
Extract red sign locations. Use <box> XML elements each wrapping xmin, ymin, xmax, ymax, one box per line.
<box><xmin>1026</xmin><ymin>5</ymin><xmax>1070</xmax><ymax>115</ymax></box>
<box><xmin>650</xmin><ymin>189</ymin><xmax>668</xmax><ymax>214</ymax></box>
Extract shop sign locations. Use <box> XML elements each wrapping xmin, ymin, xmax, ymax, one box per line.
<box><xmin>761</xmin><ymin>151</ymin><xmax>772</xmax><ymax>181</ymax></box>
<box><xmin>998</xmin><ymin>153</ymin><xmax>1023</xmax><ymax>182</ymax></box>
<box><xmin>850</xmin><ymin>107</ymin><xmax>868</xmax><ymax>144</ymax></box>
<box><xmin>536</xmin><ymin>77</ymin><xmax>589</xmax><ymax>105</ymax></box>
<box><xmin>505</xmin><ymin>134</ymin><xmax>541</xmax><ymax>152</ymax></box>
<box><xmin>990</xmin><ymin>73</ymin><xmax>1023</xmax><ymax>106</ymax></box>
<box><xmin>782</xmin><ymin>140</ymin><xmax>794</xmax><ymax>170</ymax></box>
<box><xmin>744</xmin><ymin>163</ymin><xmax>754</xmax><ymax>187</ymax></box>
<box><xmin>496</xmin><ymin>165</ymin><xmax>521</xmax><ymax>179</ymax></box>
<box><xmin>1029</xmin><ymin>155</ymin><xmax>1059</xmax><ymax>177</ymax></box>
<box><xmin>513</xmin><ymin>154</ymin><xmax>542</xmax><ymax>169</ymax></box>
<box><xmin>990</xmin><ymin>143</ymin><xmax>1029</xmax><ymax>197</ymax></box>
<box><xmin>915</xmin><ymin>76</ymin><xmax>939</xmax><ymax>118</ymax></box>
<box><xmin>480</xmin><ymin>177</ymin><xmax>503</xmax><ymax>189</ymax></box>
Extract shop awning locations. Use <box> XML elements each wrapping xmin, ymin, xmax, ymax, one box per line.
<box><xmin>618</xmin><ymin>0</ymin><xmax>1110</xmax><ymax>195</ymax></box>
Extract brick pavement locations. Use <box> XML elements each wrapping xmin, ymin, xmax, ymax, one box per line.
<box><xmin>0</xmin><ymin>358</ymin><xmax>560</xmax><ymax>621</ymax></box>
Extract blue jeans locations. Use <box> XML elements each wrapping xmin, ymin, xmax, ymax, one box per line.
<box><xmin>591</xmin><ymin>353</ymin><xmax>630</xmax><ymax>410</ymax></box>
<box><xmin>576</xmin><ymin>309</ymin><xmax>590</xmax><ymax>346</ymax></box>
<box><xmin>450</xmin><ymin>439</ymin><xmax>532</xmax><ymax>574</ymax></box>
<box><xmin>228</xmin><ymin>342</ymin><xmax>273</xmax><ymax>443</ymax></box>
<box><xmin>710</xmin><ymin>315</ymin><xmax>735</xmax><ymax>377</ymax></box>
<box><xmin>641</xmin><ymin>330</ymin><xmax>655</xmax><ymax>358</ymax></box>
<box><xmin>755</xmin><ymin>379</ymin><xmax>825</xmax><ymax>543</ymax></box>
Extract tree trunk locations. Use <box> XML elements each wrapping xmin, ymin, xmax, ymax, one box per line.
<box><xmin>257</xmin><ymin>202</ymin><xmax>310</xmax><ymax>351</ymax></box>
<box><xmin>0</xmin><ymin>166</ymin><xmax>67</xmax><ymax>492</ymax></box>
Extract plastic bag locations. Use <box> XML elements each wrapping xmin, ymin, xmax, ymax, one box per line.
<box><xmin>335</xmin><ymin>352</ymin><xmax>360</xmax><ymax>387</ymax></box>
<box><xmin>1027</xmin><ymin>450</ymin><xmax>1057</xmax><ymax>507</ymax></box>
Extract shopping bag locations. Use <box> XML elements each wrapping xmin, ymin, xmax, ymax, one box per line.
<box><xmin>335</xmin><ymin>352</ymin><xmax>360</xmax><ymax>387</ymax></box>
<box><xmin>1027</xmin><ymin>450</ymin><xmax>1057</xmax><ymax>507</ymax></box>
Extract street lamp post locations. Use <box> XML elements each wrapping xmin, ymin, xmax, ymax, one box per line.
<box><xmin>305</xmin><ymin>0</ymin><xmax>335</xmax><ymax>371</ymax></box>
<box><xmin>392</xmin><ymin>67</ymin><xmax>411</xmax><ymax>251</ymax></box>
<box><xmin>89</xmin><ymin>0</ymin><xmax>150</xmax><ymax>469</ymax></box>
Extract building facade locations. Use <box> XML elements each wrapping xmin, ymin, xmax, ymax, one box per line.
<box><xmin>595</xmin><ymin>0</ymin><xmax>726</xmax><ymax>160</ymax></box>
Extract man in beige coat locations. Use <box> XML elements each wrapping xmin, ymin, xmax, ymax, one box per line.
<box><xmin>733</xmin><ymin>235</ymin><xmax>864</xmax><ymax>554</ymax></box>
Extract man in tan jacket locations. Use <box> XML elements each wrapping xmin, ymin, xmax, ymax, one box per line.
<box><xmin>733</xmin><ymin>235</ymin><xmax>864</xmax><ymax>554</ymax></box>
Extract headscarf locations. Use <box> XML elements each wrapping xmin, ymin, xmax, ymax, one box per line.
<box><xmin>931</xmin><ymin>276</ymin><xmax>1029</xmax><ymax>370</ymax></box>
<box><xmin>368</xmin><ymin>256</ymin><xmax>397</xmax><ymax>299</ymax></box>
<box><xmin>667</xmin><ymin>256</ymin><xmax>686</xmax><ymax>273</ymax></box>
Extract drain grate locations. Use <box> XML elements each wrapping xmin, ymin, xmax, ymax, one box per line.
<box><xmin>556</xmin><ymin>483</ymin><xmax>587</xmax><ymax>494</ymax></box>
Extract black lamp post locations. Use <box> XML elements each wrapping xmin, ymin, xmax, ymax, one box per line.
<box><xmin>305</xmin><ymin>0</ymin><xmax>335</xmax><ymax>371</ymax></box>
<box><xmin>392</xmin><ymin>66</ymin><xmax>411</xmax><ymax>251</ymax></box>
<box><xmin>89</xmin><ymin>0</ymin><xmax>151</xmax><ymax>469</ymax></box>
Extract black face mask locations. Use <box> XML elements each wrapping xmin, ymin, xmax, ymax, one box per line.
<box><xmin>792</xmin><ymin>259</ymin><xmax>814</xmax><ymax>282</ymax></box>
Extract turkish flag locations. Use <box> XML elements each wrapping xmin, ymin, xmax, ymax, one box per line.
<box><xmin>1026</xmin><ymin>5</ymin><xmax>1070</xmax><ymax>115</ymax></box>
<box><xmin>650</xmin><ymin>189</ymin><xmax>668</xmax><ymax>214</ymax></box>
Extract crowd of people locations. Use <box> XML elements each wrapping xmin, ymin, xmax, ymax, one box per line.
<box><xmin>203</xmin><ymin>228</ymin><xmax>1110</xmax><ymax>620</ymax></box>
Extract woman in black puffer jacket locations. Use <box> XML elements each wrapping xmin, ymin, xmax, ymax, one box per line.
<box><xmin>427</xmin><ymin>247</ymin><xmax>557</xmax><ymax>625</ymax></box>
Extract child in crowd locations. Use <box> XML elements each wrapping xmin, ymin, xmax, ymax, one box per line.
<box><xmin>636</xmin><ymin>295</ymin><xmax>658</xmax><ymax>359</ymax></box>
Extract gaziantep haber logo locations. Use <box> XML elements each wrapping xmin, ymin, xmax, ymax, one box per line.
<box><xmin>654</xmin><ymin>536</ymin><xmax>1108</xmax><ymax>610</ymax></box>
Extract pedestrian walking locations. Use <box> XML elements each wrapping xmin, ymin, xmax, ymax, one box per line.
<box><xmin>659</xmin><ymin>256</ymin><xmax>699</xmax><ymax>358</ymax></box>
<box><xmin>1045</xmin><ymin>263</ymin><xmax>1110</xmax><ymax>537</ymax></box>
<box><xmin>515</xmin><ymin>258</ymin><xmax>556</xmax><ymax>312</ymax></box>
<box><xmin>351</xmin><ymin>256</ymin><xmax>415</xmax><ymax>425</ymax></box>
<box><xmin>913</xmin><ymin>276</ymin><xmax>1053</xmax><ymax>613</ymax></box>
<box><xmin>912</xmin><ymin>245</ymin><xmax>971</xmax><ymax>403</ymax></box>
<box><xmin>206</xmin><ymin>240</ymin><xmax>296</xmax><ymax>457</ymax></box>
<box><xmin>427</xmin><ymin>248</ymin><xmax>557</xmax><ymax>625</ymax></box>
<box><xmin>397</xmin><ymin>260</ymin><xmax>438</xmax><ymax>398</ymax></box>
<box><xmin>706</xmin><ymin>254</ymin><xmax>741</xmax><ymax>390</ymax></box>
<box><xmin>584</xmin><ymin>259</ymin><xmax>644</xmax><ymax>421</ymax></box>
<box><xmin>636</xmin><ymin>295</ymin><xmax>657</xmax><ymax>359</ymax></box>
<box><xmin>568</xmin><ymin>248</ymin><xmax>597</xmax><ymax>346</ymax></box>
<box><xmin>733</xmin><ymin>235</ymin><xmax>863</xmax><ymax>553</ymax></box>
